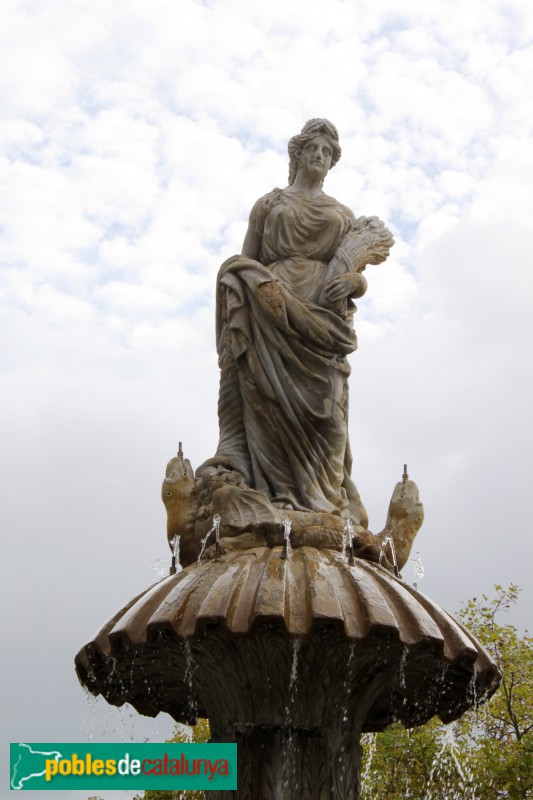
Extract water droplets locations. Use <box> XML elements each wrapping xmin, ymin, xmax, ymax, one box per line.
<box><xmin>360</xmin><ymin>732</ymin><xmax>377</xmax><ymax>798</ymax></box>
<box><xmin>81</xmin><ymin>694</ymin><xmax>173</xmax><ymax>745</ymax></box>
<box><xmin>175</xmin><ymin>722</ymin><xmax>194</xmax><ymax>743</ymax></box>
<box><xmin>151</xmin><ymin>558</ymin><xmax>169</xmax><ymax>582</ymax></box>
<box><xmin>412</xmin><ymin>551</ymin><xmax>425</xmax><ymax>588</ymax></box>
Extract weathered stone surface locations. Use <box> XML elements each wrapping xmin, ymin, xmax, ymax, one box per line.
<box><xmin>376</xmin><ymin>467</ymin><xmax>425</xmax><ymax>571</ymax></box>
<box><xmin>77</xmin><ymin>120</ymin><xmax>499</xmax><ymax>800</ymax></box>
<box><xmin>160</xmin><ymin>120</ymin><xmax>422</xmax><ymax>577</ymax></box>
<box><xmin>76</xmin><ymin>548</ymin><xmax>499</xmax><ymax>726</ymax></box>
<box><xmin>76</xmin><ymin>548</ymin><xmax>499</xmax><ymax>799</ymax></box>
<box><xmin>194</xmin><ymin>119</ymin><xmax>394</xmax><ymax>525</ymax></box>
<box><xmin>162</xmin><ymin>445</ymin><xmax>198</xmax><ymax>565</ymax></box>
<box><xmin>164</xmin><ymin>459</ymin><xmax>423</xmax><ymax>574</ymax></box>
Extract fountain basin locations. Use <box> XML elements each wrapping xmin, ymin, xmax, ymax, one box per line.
<box><xmin>76</xmin><ymin>546</ymin><xmax>499</xmax><ymax>731</ymax></box>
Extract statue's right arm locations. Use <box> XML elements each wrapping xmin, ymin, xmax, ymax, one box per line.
<box><xmin>240</xmin><ymin>198</ymin><xmax>263</xmax><ymax>260</ymax></box>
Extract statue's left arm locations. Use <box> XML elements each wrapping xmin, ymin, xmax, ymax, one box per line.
<box><xmin>240</xmin><ymin>197</ymin><xmax>264</xmax><ymax>261</ymax></box>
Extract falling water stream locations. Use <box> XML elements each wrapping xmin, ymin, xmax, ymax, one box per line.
<box><xmin>360</xmin><ymin>720</ymin><xmax>482</xmax><ymax>800</ymax></box>
<box><xmin>183</xmin><ymin>640</ymin><xmax>198</xmax><ymax>720</ymax></box>
<box><xmin>289</xmin><ymin>639</ymin><xmax>300</xmax><ymax>695</ymax></box>
<box><xmin>197</xmin><ymin>514</ymin><xmax>221</xmax><ymax>562</ymax></box>
<box><xmin>379</xmin><ymin>534</ymin><xmax>399</xmax><ymax>576</ymax></box>
<box><xmin>425</xmin><ymin>723</ymin><xmax>479</xmax><ymax>800</ymax></box>
<box><xmin>342</xmin><ymin>519</ymin><xmax>353</xmax><ymax>560</ymax></box>
<box><xmin>81</xmin><ymin>693</ymin><xmax>175</xmax><ymax>800</ymax></box>
<box><xmin>398</xmin><ymin>646</ymin><xmax>408</xmax><ymax>693</ymax></box>
<box><xmin>360</xmin><ymin>733</ymin><xmax>377</xmax><ymax>798</ymax></box>
<box><xmin>282</xmin><ymin>637</ymin><xmax>301</xmax><ymax>796</ymax></box>
<box><xmin>281</xmin><ymin>517</ymin><xmax>292</xmax><ymax>559</ymax></box>
<box><xmin>82</xmin><ymin>692</ymin><xmax>173</xmax><ymax>745</ymax></box>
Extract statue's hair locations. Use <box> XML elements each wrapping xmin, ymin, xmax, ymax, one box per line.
<box><xmin>288</xmin><ymin>118</ymin><xmax>342</xmax><ymax>185</ymax></box>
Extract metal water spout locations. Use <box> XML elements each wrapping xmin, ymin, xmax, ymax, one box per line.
<box><xmin>169</xmin><ymin>534</ymin><xmax>181</xmax><ymax>575</ymax></box>
<box><xmin>214</xmin><ymin>514</ymin><xmax>221</xmax><ymax>560</ymax></box>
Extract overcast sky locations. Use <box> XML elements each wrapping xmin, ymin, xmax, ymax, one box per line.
<box><xmin>2</xmin><ymin>0</ymin><xmax>532</xmax><ymax>797</ymax></box>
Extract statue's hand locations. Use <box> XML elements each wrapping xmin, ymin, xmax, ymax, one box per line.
<box><xmin>325</xmin><ymin>272</ymin><xmax>367</xmax><ymax>304</ymax></box>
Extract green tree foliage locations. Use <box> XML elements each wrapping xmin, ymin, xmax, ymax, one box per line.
<box><xmin>361</xmin><ymin>585</ymin><xmax>533</xmax><ymax>799</ymax></box>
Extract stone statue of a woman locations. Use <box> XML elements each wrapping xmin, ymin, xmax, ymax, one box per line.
<box><xmin>163</xmin><ymin>120</ymin><xmax>422</xmax><ymax>567</ymax></box>
<box><xmin>79</xmin><ymin>124</ymin><xmax>494</xmax><ymax>800</ymax></box>
<box><xmin>197</xmin><ymin>119</ymin><xmax>393</xmax><ymax>519</ymax></box>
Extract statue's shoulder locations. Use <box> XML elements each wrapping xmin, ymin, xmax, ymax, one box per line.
<box><xmin>253</xmin><ymin>188</ymin><xmax>284</xmax><ymax>211</ymax></box>
<box><xmin>249</xmin><ymin>188</ymin><xmax>284</xmax><ymax>233</ymax></box>
<box><xmin>321</xmin><ymin>191</ymin><xmax>357</xmax><ymax>223</ymax></box>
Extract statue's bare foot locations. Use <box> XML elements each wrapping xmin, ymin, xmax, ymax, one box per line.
<box><xmin>272</xmin><ymin>500</ymin><xmax>295</xmax><ymax>510</ymax></box>
<box><xmin>196</xmin><ymin>464</ymin><xmax>248</xmax><ymax>512</ymax></box>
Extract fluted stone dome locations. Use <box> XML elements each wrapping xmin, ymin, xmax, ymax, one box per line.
<box><xmin>76</xmin><ymin>546</ymin><xmax>499</xmax><ymax>732</ymax></box>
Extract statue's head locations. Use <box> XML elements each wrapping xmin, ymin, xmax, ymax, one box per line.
<box><xmin>288</xmin><ymin>118</ymin><xmax>342</xmax><ymax>185</ymax></box>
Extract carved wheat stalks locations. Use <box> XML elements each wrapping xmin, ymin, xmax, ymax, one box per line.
<box><xmin>321</xmin><ymin>215</ymin><xmax>395</xmax><ymax>316</ymax></box>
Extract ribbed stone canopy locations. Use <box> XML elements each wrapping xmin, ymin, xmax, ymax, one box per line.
<box><xmin>76</xmin><ymin>546</ymin><xmax>499</xmax><ymax>732</ymax></box>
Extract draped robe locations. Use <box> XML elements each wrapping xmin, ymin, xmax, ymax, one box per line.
<box><xmin>202</xmin><ymin>188</ymin><xmax>364</xmax><ymax>518</ymax></box>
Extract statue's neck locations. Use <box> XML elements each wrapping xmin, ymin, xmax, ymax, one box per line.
<box><xmin>288</xmin><ymin>171</ymin><xmax>325</xmax><ymax>197</ymax></box>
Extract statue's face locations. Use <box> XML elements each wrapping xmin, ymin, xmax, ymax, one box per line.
<box><xmin>298</xmin><ymin>134</ymin><xmax>333</xmax><ymax>181</ymax></box>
